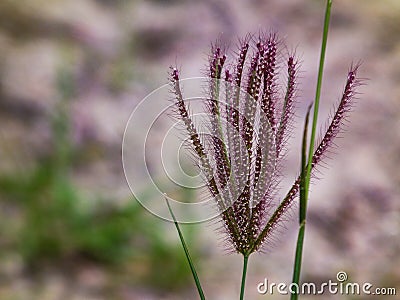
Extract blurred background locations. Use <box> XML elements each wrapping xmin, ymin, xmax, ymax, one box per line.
<box><xmin>0</xmin><ymin>0</ymin><xmax>399</xmax><ymax>299</ymax></box>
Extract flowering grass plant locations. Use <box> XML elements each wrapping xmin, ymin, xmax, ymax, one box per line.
<box><xmin>166</xmin><ymin>1</ymin><xmax>362</xmax><ymax>299</ymax></box>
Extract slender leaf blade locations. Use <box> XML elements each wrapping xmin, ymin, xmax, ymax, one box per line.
<box><xmin>165</xmin><ymin>197</ymin><xmax>206</xmax><ymax>300</ymax></box>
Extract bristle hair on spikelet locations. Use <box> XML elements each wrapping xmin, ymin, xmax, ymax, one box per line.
<box><xmin>312</xmin><ymin>65</ymin><xmax>362</xmax><ymax>169</ymax></box>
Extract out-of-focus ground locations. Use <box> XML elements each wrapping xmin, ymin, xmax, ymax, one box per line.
<box><xmin>0</xmin><ymin>0</ymin><xmax>399</xmax><ymax>299</ymax></box>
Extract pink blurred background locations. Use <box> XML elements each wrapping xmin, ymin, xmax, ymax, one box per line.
<box><xmin>0</xmin><ymin>0</ymin><xmax>399</xmax><ymax>299</ymax></box>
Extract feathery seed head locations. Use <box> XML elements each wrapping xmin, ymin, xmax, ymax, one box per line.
<box><xmin>169</xmin><ymin>33</ymin><xmax>361</xmax><ymax>255</ymax></box>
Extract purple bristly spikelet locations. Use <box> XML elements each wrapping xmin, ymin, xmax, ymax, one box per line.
<box><xmin>232</xmin><ymin>39</ymin><xmax>250</xmax><ymax>132</ymax></box>
<box><xmin>208</xmin><ymin>46</ymin><xmax>227</xmax><ymax>116</ymax></box>
<box><xmin>169</xmin><ymin>67</ymin><xmax>240</xmax><ymax>247</ymax></box>
<box><xmin>246</xmin><ymin>41</ymin><xmax>265</xmax><ymax>100</ymax></box>
<box><xmin>261</xmin><ymin>33</ymin><xmax>279</xmax><ymax>131</ymax></box>
<box><xmin>206</xmin><ymin>46</ymin><xmax>232</xmax><ymax>193</ymax></box>
<box><xmin>241</xmin><ymin>49</ymin><xmax>259</xmax><ymax>156</ymax></box>
<box><xmin>276</xmin><ymin>55</ymin><xmax>298</xmax><ymax>157</ymax></box>
<box><xmin>226</xmin><ymin>40</ymin><xmax>250</xmax><ymax>194</ymax></box>
<box><xmin>241</xmin><ymin>38</ymin><xmax>268</xmax><ymax>157</ymax></box>
<box><xmin>311</xmin><ymin>65</ymin><xmax>361</xmax><ymax>168</ymax></box>
<box><xmin>224</xmin><ymin>69</ymin><xmax>244</xmax><ymax>193</ymax></box>
<box><xmin>234</xmin><ymin>39</ymin><xmax>250</xmax><ymax>89</ymax></box>
<box><xmin>170</xmin><ymin>68</ymin><xmax>208</xmax><ymax>167</ymax></box>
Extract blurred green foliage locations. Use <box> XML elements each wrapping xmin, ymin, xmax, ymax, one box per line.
<box><xmin>0</xmin><ymin>63</ymin><xmax>199</xmax><ymax>292</ymax></box>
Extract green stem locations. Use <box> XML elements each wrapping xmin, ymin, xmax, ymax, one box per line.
<box><xmin>305</xmin><ymin>0</ymin><xmax>332</xmax><ymax>196</ymax></box>
<box><xmin>291</xmin><ymin>1</ymin><xmax>332</xmax><ymax>299</ymax></box>
<box><xmin>291</xmin><ymin>222</ymin><xmax>305</xmax><ymax>296</ymax></box>
<box><xmin>240</xmin><ymin>255</ymin><xmax>250</xmax><ymax>300</ymax></box>
<box><xmin>165</xmin><ymin>198</ymin><xmax>206</xmax><ymax>300</ymax></box>
<box><xmin>291</xmin><ymin>105</ymin><xmax>311</xmax><ymax>300</ymax></box>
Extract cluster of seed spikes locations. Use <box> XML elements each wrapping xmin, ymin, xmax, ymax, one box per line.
<box><xmin>169</xmin><ymin>32</ymin><xmax>361</xmax><ymax>256</ymax></box>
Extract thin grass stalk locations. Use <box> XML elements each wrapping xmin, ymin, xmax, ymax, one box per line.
<box><xmin>290</xmin><ymin>1</ymin><xmax>333</xmax><ymax>299</ymax></box>
<box><xmin>291</xmin><ymin>106</ymin><xmax>311</xmax><ymax>298</ymax></box>
<box><xmin>165</xmin><ymin>198</ymin><xmax>206</xmax><ymax>300</ymax></box>
<box><xmin>306</xmin><ymin>0</ymin><xmax>333</xmax><ymax>195</ymax></box>
<box><xmin>240</xmin><ymin>255</ymin><xmax>250</xmax><ymax>300</ymax></box>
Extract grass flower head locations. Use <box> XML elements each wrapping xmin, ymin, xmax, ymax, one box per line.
<box><xmin>170</xmin><ymin>32</ymin><xmax>361</xmax><ymax>257</ymax></box>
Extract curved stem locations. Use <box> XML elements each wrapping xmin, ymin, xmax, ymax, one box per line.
<box><xmin>240</xmin><ymin>255</ymin><xmax>250</xmax><ymax>300</ymax></box>
<box><xmin>165</xmin><ymin>198</ymin><xmax>206</xmax><ymax>300</ymax></box>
